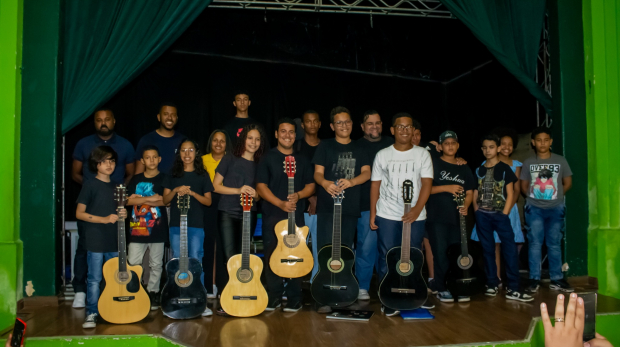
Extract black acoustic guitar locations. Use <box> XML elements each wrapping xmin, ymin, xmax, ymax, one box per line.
<box><xmin>378</xmin><ymin>180</ymin><xmax>428</xmax><ymax>311</ymax></box>
<box><xmin>445</xmin><ymin>191</ymin><xmax>485</xmax><ymax>300</ymax></box>
<box><xmin>160</xmin><ymin>194</ymin><xmax>208</xmax><ymax>319</ymax></box>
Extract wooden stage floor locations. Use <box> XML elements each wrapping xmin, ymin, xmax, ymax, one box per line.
<box><xmin>16</xmin><ymin>279</ymin><xmax>620</xmax><ymax>347</ymax></box>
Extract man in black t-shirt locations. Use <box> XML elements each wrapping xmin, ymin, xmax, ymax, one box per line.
<box><xmin>426</xmin><ymin>131</ymin><xmax>475</xmax><ymax>303</ymax></box>
<box><xmin>224</xmin><ymin>91</ymin><xmax>268</xmax><ymax>149</ymax></box>
<box><xmin>312</xmin><ymin>107</ymin><xmax>371</xmax><ymax>313</ymax></box>
<box><xmin>126</xmin><ymin>145</ymin><xmax>168</xmax><ymax>311</ymax></box>
<box><xmin>354</xmin><ymin>110</ymin><xmax>393</xmax><ymax>301</ymax></box>
<box><xmin>256</xmin><ymin>119</ymin><xmax>315</xmax><ymax>312</ymax></box>
<box><xmin>474</xmin><ymin>134</ymin><xmax>533</xmax><ymax>302</ymax></box>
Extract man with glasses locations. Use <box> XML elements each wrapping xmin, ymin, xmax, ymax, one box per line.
<box><xmin>312</xmin><ymin>106</ymin><xmax>371</xmax><ymax>313</ymax></box>
<box><xmin>354</xmin><ymin>110</ymin><xmax>393</xmax><ymax>301</ymax></box>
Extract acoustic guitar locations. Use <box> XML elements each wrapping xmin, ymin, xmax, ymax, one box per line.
<box><xmin>269</xmin><ymin>156</ymin><xmax>313</xmax><ymax>278</ymax></box>
<box><xmin>378</xmin><ymin>180</ymin><xmax>428</xmax><ymax>311</ymax></box>
<box><xmin>445</xmin><ymin>191</ymin><xmax>485</xmax><ymax>300</ymax></box>
<box><xmin>98</xmin><ymin>184</ymin><xmax>150</xmax><ymax>324</ymax></box>
<box><xmin>220</xmin><ymin>194</ymin><xmax>268</xmax><ymax>317</ymax></box>
<box><xmin>160</xmin><ymin>194</ymin><xmax>208</xmax><ymax>319</ymax></box>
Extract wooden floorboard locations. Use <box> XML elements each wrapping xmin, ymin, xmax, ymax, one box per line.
<box><xmin>15</xmin><ymin>279</ymin><xmax>619</xmax><ymax>347</ymax></box>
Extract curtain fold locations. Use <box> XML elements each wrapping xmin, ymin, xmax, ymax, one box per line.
<box><xmin>440</xmin><ymin>0</ymin><xmax>552</xmax><ymax>115</ymax></box>
<box><xmin>62</xmin><ymin>0</ymin><xmax>211</xmax><ymax>133</ymax></box>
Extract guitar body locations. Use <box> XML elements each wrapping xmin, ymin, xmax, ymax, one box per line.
<box><xmin>98</xmin><ymin>258</ymin><xmax>150</xmax><ymax>324</ymax></box>
<box><xmin>269</xmin><ymin>220</ymin><xmax>313</xmax><ymax>278</ymax></box>
<box><xmin>221</xmin><ymin>254</ymin><xmax>268</xmax><ymax>317</ymax></box>
<box><xmin>378</xmin><ymin>246</ymin><xmax>428</xmax><ymax>311</ymax></box>
<box><xmin>310</xmin><ymin>245</ymin><xmax>359</xmax><ymax>307</ymax></box>
<box><xmin>445</xmin><ymin>241</ymin><xmax>485</xmax><ymax>298</ymax></box>
<box><xmin>160</xmin><ymin>257</ymin><xmax>208</xmax><ymax>319</ymax></box>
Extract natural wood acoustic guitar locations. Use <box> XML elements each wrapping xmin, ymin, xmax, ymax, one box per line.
<box><xmin>269</xmin><ymin>156</ymin><xmax>313</xmax><ymax>278</ymax></box>
<box><xmin>98</xmin><ymin>184</ymin><xmax>150</xmax><ymax>324</ymax></box>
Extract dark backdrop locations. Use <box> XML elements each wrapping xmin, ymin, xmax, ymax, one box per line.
<box><xmin>64</xmin><ymin>9</ymin><xmax>537</xmax><ymax>220</ymax></box>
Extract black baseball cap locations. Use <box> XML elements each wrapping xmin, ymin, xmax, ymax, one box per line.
<box><xmin>439</xmin><ymin>130</ymin><xmax>458</xmax><ymax>144</ymax></box>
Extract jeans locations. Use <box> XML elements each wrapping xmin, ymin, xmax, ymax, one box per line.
<box><xmin>525</xmin><ymin>204</ymin><xmax>566</xmax><ymax>281</ymax></box>
<box><xmin>127</xmin><ymin>242</ymin><xmax>165</xmax><ymax>293</ymax></box>
<box><xmin>355</xmin><ymin>211</ymin><xmax>378</xmax><ymax>291</ymax></box>
<box><xmin>427</xmin><ymin>222</ymin><xmax>460</xmax><ymax>292</ymax></box>
<box><xmin>169</xmin><ymin>226</ymin><xmax>205</xmax><ymax>285</ymax></box>
<box><xmin>72</xmin><ymin>221</ymin><xmax>88</xmax><ymax>293</ymax></box>
<box><xmin>376</xmin><ymin>216</ymin><xmax>425</xmax><ymax>282</ymax></box>
<box><xmin>262</xmin><ymin>215</ymin><xmax>302</xmax><ymax>302</ymax></box>
<box><xmin>86</xmin><ymin>251</ymin><xmax>118</xmax><ymax>315</ymax></box>
<box><xmin>474</xmin><ymin>210</ymin><xmax>519</xmax><ymax>291</ymax></box>
<box><xmin>304</xmin><ymin>213</ymin><xmax>319</xmax><ymax>282</ymax></box>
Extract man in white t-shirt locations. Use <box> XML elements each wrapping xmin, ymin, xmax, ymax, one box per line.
<box><xmin>370</xmin><ymin>112</ymin><xmax>433</xmax><ymax>316</ymax></box>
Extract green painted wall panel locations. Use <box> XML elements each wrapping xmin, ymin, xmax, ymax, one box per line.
<box><xmin>20</xmin><ymin>0</ymin><xmax>62</xmax><ymax>296</ymax></box>
<box><xmin>0</xmin><ymin>0</ymin><xmax>23</xmax><ymax>332</ymax></box>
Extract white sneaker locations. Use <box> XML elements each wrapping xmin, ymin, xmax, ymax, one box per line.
<box><xmin>82</xmin><ymin>313</ymin><xmax>97</xmax><ymax>328</ymax></box>
<box><xmin>73</xmin><ymin>292</ymin><xmax>86</xmax><ymax>308</ymax></box>
<box><xmin>358</xmin><ymin>289</ymin><xmax>370</xmax><ymax>300</ymax></box>
<box><xmin>207</xmin><ymin>285</ymin><xmax>218</xmax><ymax>299</ymax></box>
<box><xmin>202</xmin><ymin>307</ymin><xmax>213</xmax><ymax>317</ymax></box>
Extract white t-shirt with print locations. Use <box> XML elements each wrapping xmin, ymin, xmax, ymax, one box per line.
<box><xmin>371</xmin><ymin>145</ymin><xmax>434</xmax><ymax>221</ymax></box>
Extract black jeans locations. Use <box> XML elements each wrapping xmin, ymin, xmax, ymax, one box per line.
<box><xmin>72</xmin><ymin>221</ymin><xmax>88</xmax><ymax>293</ymax></box>
<box><xmin>203</xmin><ymin>194</ymin><xmax>227</xmax><ymax>293</ymax></box>
<box><xmin>316</xmin><ymin>213</ymin><xmax>357</xmax><ymax>251</ymax></box>
<box><xmin>218</xmin><ymin>210</ymin><xmax>257</xmax><ymax>285</ymax></box>
<box><xmin>427</xmin><ymin>222</ymin><xmax>461</xmax><ymax>292</ymax></box>
<box><xmin>262</xmin><ymin>214</ymin><xmax>302</xmax><ymax>303</ymax></box>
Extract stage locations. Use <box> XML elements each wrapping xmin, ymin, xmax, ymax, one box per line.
<box><xmin>11</xmin><ymin>278</ymin><xmax>620</xmax><ymax>347</ymax></box>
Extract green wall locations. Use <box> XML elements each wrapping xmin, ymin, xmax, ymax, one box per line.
<box><xmin>583</xmin><ymin>0</ymin><xmax>620</xmax><ymax>300</ymax></box>
<box><xmin>0</xmin><ymin>0</ymin><xmax>23</xmax><ymax>332</ymax></box>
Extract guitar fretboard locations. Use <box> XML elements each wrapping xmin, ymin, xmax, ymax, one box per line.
<box><xmin>180</xmin><ymin>214</ymin><xmax>189</xmax><ymax>272</ymax></box>
<box><xmin>400</xmin><ymin>203</ymin><xmax>412</xmax><ymax>264</ymax></box>
<box><xmin>331</xmin><ymin>203</ymin><xmax>342</xmax><ymax>261</ymax></box>
<box><xmin>287</xmin><ymin>177</ymin><xmax>296</xmax><ymax>235</ymax></box>
<box><xmin>241</xmin><ymin>210</ymin><xmax>251</xmax><ymax>270</ymax></box>
<box><xmin>118</xmin><ymin>209</ymin><xmax>127</xmax><ymax>273</ymax></box>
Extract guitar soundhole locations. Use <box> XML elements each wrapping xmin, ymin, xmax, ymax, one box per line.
<box><xmin>327</xmin><ymin>258</ymin><xmax>344</xmax><ymax>273</ymax></box>
<box><xmin>458</xmin><ymin>255</ymin><xmax>473</xmax><ymax>270</ymax></box>
<box><xmin>174</xmin><ymin>271</ymin><xmax>194</xmax><ymax>288</ymax></box>
<box><xmin>237</xmin><ymin>268</ymin><xmax>253</xmax><ymax>283</ymax></box>
<box><xmin>283</xmin><ymin>234</ymin><xmax>300</xmax><ymax>248</ymax></box>
<box><xmin>115</xmin><ymin>270</ymin><xmax>131</xmax><ymax>285</ymax></box>
<box><xmin>396</xmin><ymin>260</ymin><xmax>414</xmax><ymax>276</ymax></box>
<box><xmin>399</xmin><ymin>262</ymin><xmax>410</xmax><ymax>273</ymax></box>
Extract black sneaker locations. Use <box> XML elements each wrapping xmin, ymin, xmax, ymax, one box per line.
<box><xmin>265</xmin><ymin>298</ymin><xmax>282</xmax><ymax>311</ymax></box>
<box><xmin>283</xmin><ymin>301</ymin><xmax>303</xmax><ymax>312</ymax></box>
<box><xmin>381</xmin><ymin>305</ymin><xmax>400</xmax><ymax>317</ymax></box>
<box><xmin>526</xmin><ymin>280</ymin><xmax>540</xmax><ymax>293</ymax></box>
<box><xmin>82</xmin><ymin>313</ymin><xmax>98</xmax><ymax>329</ymax></box>
<box><xmin>149</xmin><ymin>291</ymin><xmax>160</xmax><ymax>311</ymax></box>
<box><xmin>485</xmin><ymin>285</ymin><xmax>499</xmax><ymax>297</ymax></box>
<box><xmin>428</xmin><ymin>279</ymin><xmax>438</xmax><ymax>294</ymax></box>
<box><xmin>215</xmin><ymin>307</ymin><xmax>230</xmax><ymax>317</ymax></box>
<box><xmin>317</xmin><ymin>305</ymin><xmax>332</xmax><ymax>314</ymax></box>
<box><xmin>506</xmin><ymin>289</ymin><xmax>535</xmax><ymax>302</ymax></box>
<box><xmin>549</xmin><ymin>279</ymin><xmax>574</xmax><ymax>292</ymax></box>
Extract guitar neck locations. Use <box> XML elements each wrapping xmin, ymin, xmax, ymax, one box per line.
<box><xmin>400</xmin><ymin>203</ymin><xmax>412</xmax><ymax>264</ymax></box>
<box><xmin>241</xmin><ymin>210</ymin><xmax>251</xmax><ymax>270</ymax></box>
<box><xmin>287</xmin><ymin>177</ymin><xmax>295</xmax><ymax>235</ymax></box>
<box><xmin>331</xmin><ymin>203</ymin><xmax>342</xmax><ymax>261</ymax></box>
<box><xmin>117</xmin><ymin>208</ymin><xmax>127</xmax><ymax>272</ymax></box>
<box><xmin>180</xmin><ymin>214</ymin><xmax>188</xmax><ymax>272</ymax></box>
<box><xmin>459</xmin><ymin>214</ymin><xmax>469</xmax><ymax>257</ymax></box>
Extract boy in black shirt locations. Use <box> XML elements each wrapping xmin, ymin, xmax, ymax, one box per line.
<box><xmin>426</xmin><ymin>131</ymin><xmax>475</xmax><ymax>303</ymax></box>
<box><xmin>473</xmin><ymin>135</ymin><xmax>533</xmax><ymax>302</ymax></box>
<box><xmin>126</xmin><ymin>145</ymin><xmax>168</xmax><ymax>310</ymax></box>
<box><xmin>256</xmin><ymin>118</ymin><xmax>315</xmax><ymax>312</ymax></box>
<box><xmin>75</xmin><ymin>146</ymin><xmax>127</xmax><ymax>328</ymax></box>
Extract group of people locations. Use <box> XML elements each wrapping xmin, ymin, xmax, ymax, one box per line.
<box><xmin>70</xmin><ymin>91</ymin><xmax>575</xmax><ymax>328</ymax></box>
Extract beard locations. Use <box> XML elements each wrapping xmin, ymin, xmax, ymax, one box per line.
<box><xmin>97</xmin><ymin>126</ymin><xmax>112</xmax><ymax>136</ymax></box>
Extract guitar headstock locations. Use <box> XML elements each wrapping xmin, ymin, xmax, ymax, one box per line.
<box><xmin>177</xmin><ymin>194</ymin><xmax>191</xmax><ymax>214</ymax></box>
<box><xmin>240</xmin><ymin>193</ymin><xmax>253</xmax><ymax>212</ymax></box>
<box><xmin>332</xmin><ymin>180</ymin><xmax>345</xmax><ymax>204</ymax></box>
<box><xmin>284</xmin><ymin>156</ymin><xmax>296</xmax><ymax>178</ymax></box>
<box><xmin>454</xmin><ymin>191</ymin><xmax>466</xmax><ymax>209</ymax></box>
<box><xmin>114</xmin><ymin>185</ymin><xmax>127</xmax><ymax>208</ymax></box>
<box><xmin>402</xmin><ymin>180</ymin><xmax>414</xmax><ymax>204</ymax></box>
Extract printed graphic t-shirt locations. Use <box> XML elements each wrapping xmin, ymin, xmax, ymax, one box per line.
<box><xmin>475</xmin><ymin>161</ymin><xmax>518</xmax><ymax>212</ymax></box>
<box><xmin>76</xmin><ymin>178</ymin><xmax>119</xmax><ymax>253</ymax></box>
<box><xmin>371</xmin><ymin>145</ymin><xmax>434</xmax><ymax>221</ymax></box>
<box><xmin>520</xmin><ymin>153</ymin><xmax>572</xmax><ymax>209</ymax></box>
<box><xmin>126</xmin><ymin>173</ymin><xmax>169</xmax><ymax>243</ymax></box>
<box><xmin>426</xmin><ymin>157</ymin><xmax>476</xmax><ymax>225</ymax></box>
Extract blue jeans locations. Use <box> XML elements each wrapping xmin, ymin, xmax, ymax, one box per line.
<box><xmin>304</xmin><ymin>213</ymin><xmax>318</xmax><ymax>282</ymax></box>
<box><xmin>87</xmin><ymin>251</ymin><xmax>118</xmax><ymax>315</ymax></box>
<box><xmin>376</xmin><ymin>216</ymin><xmax>425</xmax><ymax>282</ymax></box>
<box><xmin>525</xmin><ymin>204</ymin><xmax>566</xmax><ymax>281</ymax></box>
<box><xmin>475</xmin><ymin>210</ymin><xmax>520</xmax><ymax>291</ymax></box>
<box><xmin>169</xmin><ymin>226</ymin><xmax>205</xmax><ymax>285</ymax></box>
<box><xmin>355</xmin><ymin>211</ymin><xmax>378</xmax><ymax>290</ymax></box>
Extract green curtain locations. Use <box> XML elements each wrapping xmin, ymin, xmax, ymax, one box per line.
<box><xmin>440</xmin><ymin>0</ymin><xmax>552</xmax><ymax>115</ymax></box>
<box><xmin>62</xmin><ymin>0</ymin><xmax>211</xmax><ymax>133</ymax></box>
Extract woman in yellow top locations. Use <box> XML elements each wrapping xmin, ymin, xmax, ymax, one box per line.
<box><xmin>202</xmin><ymin>129</ymin><xmax>232</xmax><ymax>299</ymax></box>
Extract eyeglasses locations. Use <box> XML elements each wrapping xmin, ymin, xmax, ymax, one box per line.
<box><xmin>180</xmin><ymin>148</ymin><xmax>195</xmax><ymax>153</ymax></box>
<box><xmin>333</xmin><ymin>120</ymin><xmax>352</xmax><ymax>127</ymax></box>
<box><xmin>394</xmin><ymin>125</ymin><xmax>413</xmax><ymax>130</ymax></box>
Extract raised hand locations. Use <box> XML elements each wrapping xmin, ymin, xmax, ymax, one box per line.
<box><xmin>541</xmin><ymin>293</ymin><xmax>585</xmax><ymax>347</ymax></box>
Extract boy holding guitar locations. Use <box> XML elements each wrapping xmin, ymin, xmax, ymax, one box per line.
<box><xmin>75</xmin><ymin>146</ymin><xmax>127</xmax><ymax>328</ymax></box>
<box><xmin>256</xmin><ymin>118</ymin><xmax>315</xmax><ymax>312</ymax></box>
<box><xmin>370</xmin><ymin>113</ymin><xmax>433</xmax><ymax>317</ymax></box>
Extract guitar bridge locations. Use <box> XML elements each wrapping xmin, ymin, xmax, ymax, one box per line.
<box><xmin>113</xmin><ymin>296</ymin><xmax>135</xmax><ymax>302</ymax></box>
<box><xmin>323</xmin><ymin>285</ymin><xmax>347</xmax><ymax>290</ymax></box>
<box><xmin>281</xmin><ymin>259</ymin><xmax>304</xmax><ymax>263</ymax></box>
<box><xmin>171</xmin><ymin>298</ymin><xmax>199</xmax><ymax>304</ymax></box>
<box><xmin>233</xmin><ymin>296</ymin><xmax>258</xmax><ymax>300</ymax></box>
<box><xmin>391</xmin><ymin>288</ymin><xmax>416</xmax><ymax>293</ymax></box>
